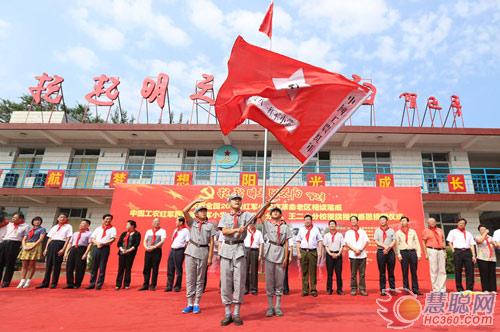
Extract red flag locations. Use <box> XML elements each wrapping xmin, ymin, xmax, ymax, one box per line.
<box><xmin>215</xmin><ymin>36</ymin><xmax>371</xmax><ymax>163</ymax></box>
<box><xmin>259</xmin><ymin>1</ymin><xmax>273</xmax><ymax>39</ymax></box>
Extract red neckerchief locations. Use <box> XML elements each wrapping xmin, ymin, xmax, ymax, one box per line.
<box><xmin>196</xmin><ymin>218</ymin><xmax>207</xmax><ymax>231</ymax></box>
<box><xmin>14</xmin><ymin>221</ymin><xmax>25</xmax><ymax>231</ymax></box>
<box><xmin>248</xmin><ymin>227</ymin><xmax>256</xmax><ymax>247</ymax></box>
<box><xmin>351</xmin><ymin>226</ymin><xmax>360</xmax><ymax>242</ymax></box>
<box><xmin>272</xmin><ymin>219</ymin><xmax>284</xmax><ymax>243</ymax></box>
<box><xmin>172</xmin><ymin>225</ymin><xmax>187</xmax><ymax>241</ymax></box>
<box><xmin>457</xmin><ymin>227</ymin><xmax>467</xmax><ymax>241</ymax></box>
<box><xmin>401</xmin><ymin>226</ymin><xmax>410</xmax><ymax>244</ymax></box>
<box><xmin>380</xmin><ymin>225</ymin><xmax>389</xmax><ymax>242</ymax></box>
<box><xmin>230</xmin><ymin>210</ymin><xmax>243</xmax><ymax>228</ymax></box>
<box><xmin>123</xmin><ymin>230</ymin><xmax>133</xmax><ymax>248</ymax></box>
<box><xmin>429</xmin><ymin>226</ymin><xmax>442</xmax><ymax>247</ymax></box>
<box><xmin>151</xmin><ymin>226</ymin><xmax>160</xmax><ymax>244</ymax></box>
<box><xmin>102</xmin><ymin>224</ymin><xmax>112</xmax><ymax>238</ymax></box>
<box><xmin>56</xmin><ymin>221</ymin><xmax>67</xmax><ymax>232</ymax></box>
<box><xmin>28</xmin><ymin>226</ymin><xmax>38</xmax><ymax>240</ymax></box>
<box><xmin>330</xmin><ymin>230</ymin><xmax>338</xmax><ymax>243</ymax></box>
<box><xmin>75</xmin><ymin>228</ymin><xmax>89</xmax><ymax>247</ymax></box>
<box><xmin>305</xmin><ymin>224</ymin><xmax>313</xmax><ymax>242</ymax></box>
<box><xmin>484</xmin><ymin>236</ymin><xmax>493</xmax><ymax>258</ymax></box>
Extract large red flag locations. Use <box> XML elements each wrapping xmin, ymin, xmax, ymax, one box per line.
<box><xmin>259</xmin><ymin>1</ymin><xmax>273</xmax><ymax>39</ymax></box>
<box><xmin>215</xmin><ymin>36</ymin><xmax>371</xmax><ymax>163</ymax></box>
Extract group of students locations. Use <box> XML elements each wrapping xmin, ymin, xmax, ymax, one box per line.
<box><xmin>0</xmin><ymin>194</ymin><xmax>499</xmax><ymax>327</ymax></box>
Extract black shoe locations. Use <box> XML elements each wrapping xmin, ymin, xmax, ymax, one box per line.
<box><xmin>283</xmin><ymin>290</ymin><xmax>290</xmax><ymax>295</ymax></box>
<box><xmin>337</xmin><ymin>290</ymin><xmax>345</xmax><ymax>295</ymax></box>
<box><xmin>1</xmin><ymin>284</ymin><xmax>8</xmax><ymax>288</ymax></box>
<box><xmin>86</xmin><ymin>285</ymin><xmax>95</xmax><ymax>290</ymax></box>
<box><xmin>414</xmin><ymin>291</ymin><xmax>423</xmax><ymax>296</ymax></box>
<box><xmin>96</xmin><ymin>286</ymin><xmax>102</xmax><ymax>290</ymax></box>
<box><xmin>244</xmin><ymin>291</ymin><xmax>249</xmax><ymax>295</ymax></box>
<box><xmin>381</xmin><ymin>291</ymin><xmax>387</xmax><ymax>296</ymax></box>
<box><xmin>232</xmin><ymin>316</ymin><xmax>243</xmax><ymax>326</ymax></box>
<box><xmin>63</xmin><ymin>286</ymin><xmax>75</xmax><ymax>289</ymax></box>
<box><xmin>149</xmin><ymin>286</ymin><xmax>157</xmax><ymax>291</ymax></box>
<box><xmin>221</xmin><ymin>315</ymin><xmax>233</xmax><ymax>326</ymax></box>
<box><xmin>138</xmin><ymin>286</ymin><xmax>149</xmax><ymax>291</ymax></box>
<box><xmin>327</xmin><ymin>290</ymin><xmax>333</xmax><ymax>295</ymax></box>
<box><xmin>250</xmin><ymin>291</ymin><xmax>257</xmax><ymax>296</ymax></box>
<box><xmin>49</xmin><ymin>285</ymin><xmax>57</xmax><ymax>289</ymax></box>
<box><xmin>311</xmin><ymin>291</ymin><xmax>318</xmax><ymax>297</ymax></box>
<box><xmin>36</xmin><ymin>285</ymin><xmax>48</xmax><ymax>289</ymax></box>
<box><xmin>302</xmin><ymin>292</ymin><xmax>309</xmax><ymax>297</ymax></box>
<box><xmin>174</xmin><ymin>288</ymin><xmax>180</xmax><ymax>292</ymax></box>
<box><xmin>164</xmin><ymin>287</ymin><xmax>172</xmax><ymax>292</ymax></box>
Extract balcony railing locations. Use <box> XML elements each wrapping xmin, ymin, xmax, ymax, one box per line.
<box><xmin>1</xmin><ymin>162</ymin><xmax>500</xmax><ymax>194</ymax></box>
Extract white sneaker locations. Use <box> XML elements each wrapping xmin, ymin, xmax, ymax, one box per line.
<box><xmin>23</xmin><ymin>279</ymin><xmax>31</xmax><ymax>288</ymax></box>
<box><xmin>17</xmin><ymin>279</ymin><xmax>26</xmax><ymax>288</ymax></box>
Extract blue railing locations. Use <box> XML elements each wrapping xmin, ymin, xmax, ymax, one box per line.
<box><xmin>1</xmin><ymin>162</ymin><xmax>500</xmax><ymax>194</ymax></box>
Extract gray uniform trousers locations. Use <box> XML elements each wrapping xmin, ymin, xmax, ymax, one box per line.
<box><xmin>220</xmin><ymin>256</ymin><xmax>247</xmax><ymax>304</ymax></box>
<box><xmin>185</xmin><ymin>254</ymin><xmax>208</xmax><ymax>304</ymax></box>
<box><xmin>265</xmin><ymin>259</ymin><xmax>285</xmax><ymax>296</ymax></box>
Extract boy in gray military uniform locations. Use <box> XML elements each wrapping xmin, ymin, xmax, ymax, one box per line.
<box><xmin>182</xmin><ymin>199</ymin><xmax>217</xmax><ymax>314</ymax></box>
<box><xmin>218</xmin><ymin>193</ymin><xmax>269</xmax><ymax>327</ymax></box>
<box><xmin>262</xmin><ymin>207</ymin><xmax>293</xmax><ymax>317</ymax></box>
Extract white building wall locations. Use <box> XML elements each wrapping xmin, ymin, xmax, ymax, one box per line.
<box><xmin>153</xmin><ymin>148</ymin><xmax>186</xmax><ymax>185</ymax></box>
<box><xmin>0</xmin><ymin>146</ymin><xmax>17</xmax><ymax>186</ymax></box>
<box><xmin>391</xmin><ymin>150</ymin><xmax>424</xmax><ymax>189</ymax></box>
<box><xmin>331</xmin><ymin>149</ymin><xmax>363</xmax><ymax>186</ymax></box>
<box><xmin>92</xmin><ymin>148</ymin><xmax>127</xmax><ymax>188</ymax></box>
<box><xmin>449</xmin><ymin>151</ymin><xmax>474</xmax><ymax>194</ymax></box>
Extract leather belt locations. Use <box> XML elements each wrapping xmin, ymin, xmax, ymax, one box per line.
<box><xmin>225</xmin><ymin>239</ymin><xmax>243</xmax><ymax>245</ymax></box>
<box><xmin>189</xmin><ymin>240</ymin><xmax>209</xmax><ymax>248</ymax></box>
<box><xmin>426</xmin><ymin>247</ymin><xmax>445</xmax><ymax>251</ymax></box>
<box><xmin>300</xmin><ymin>248</ymin><xmax>317</xmax><ymax>252</ymax></box>
<box><xmin>268</xmin><ymin>240</ymin><xmax>285</xmax><ymax>247</ymax></box>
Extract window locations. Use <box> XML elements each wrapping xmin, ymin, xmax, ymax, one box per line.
<box><xmin>182</xmin><ymin>150</ymin><xmax>213</xmax><ymax>181</ymax></box>
<box><xmin>362</xmin><ymin>152</ymin><xmax>391</xmax><ymax>181</ymax></box>
<box><xmin>67</xmin><ymin>149</ymin><xmax>100</xmax><ymax>177</ymax></box>
<box><xmin>126</xmin><ymin>150</ymin><xmax>156</xmax><ymax>179</ymax></box>
<box><xmin>422</xmin><ymin>153</ymin><xmax>450</xmax><ymax>182</ymax></box>
<box><xmin>12</xmin><ymin>148</ymin><xmax>45</xmax><ymax>177</ymax></box>
<box><xmin>302</xmin><ymin>151</ymin><xmax>331</xmax><ymax>181</ymax></box>
<box><xmin>58</xmin><ymin>208</ymin><xmax>88</xmax><ymax>229</ymax></box>
<box><xmin>429</xmin><ymin>213</ymin><xmax>460</xmax><ymax>238</ymax></box>
<box><xmin>241</xmin><ymin>150</ymin><xmax>272</xmax><ymax>180</ymax></box>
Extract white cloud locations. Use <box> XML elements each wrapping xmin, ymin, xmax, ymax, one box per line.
<box><xmin>69</xmin><ymin>0</ymin><xmax>189</xmax><ymax>51</ymax></box>
<box><xmin>54</xmin><ymin>46</ymin><xmax>99</xmax><ymax>71</ymax></box>
<box><xmin>373</xmin><ymin>36</ymin><xmax>409</xmax><ymax>64</ymax></box>
<box><xmin>400</xmin><ymin>13</ymin><xmax>452</xmax><ymax>59</ymax></box>
<box><xmin>295</xmin><ymin>0</ymin><xmax>399</xmax><ymax>38</ymax></box>
<box><xmin>0</xmin><ymin>19</ymin><xmax>10</xmax><ymax>40</ymax></box>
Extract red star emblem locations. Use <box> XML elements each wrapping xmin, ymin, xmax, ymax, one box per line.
<box><xmin>224</xmin><ymin>150</ymin><xmax>231</xmax><ymax>156</ymax></box>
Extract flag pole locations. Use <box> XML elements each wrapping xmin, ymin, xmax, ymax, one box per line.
<box><xmin>262</xmin><ymin>37</ymin><xmax>272</xmax><ymax>206</ymax></box>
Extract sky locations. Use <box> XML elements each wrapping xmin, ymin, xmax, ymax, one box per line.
<box><xmin>0</xmin><ymin>0</ymin><xmax>499</xmax><ymax>127</ymax></box>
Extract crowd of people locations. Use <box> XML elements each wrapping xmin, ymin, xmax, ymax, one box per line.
<box><xmin>0</xmin><ymin>194</ymin><xmax>498</xmax><ymax>327</ymax></box>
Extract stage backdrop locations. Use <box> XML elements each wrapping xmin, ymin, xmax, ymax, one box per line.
<box><xmin>109</xmin><ymin>185</ymin><xmax>429</xmax><ymax>284</ymax></box>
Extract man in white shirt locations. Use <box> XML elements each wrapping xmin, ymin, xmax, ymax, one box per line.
<box><xmin>86</xmin><ymin>214</ymin><xmax>117</xmax><ymax>290</ymax></box>
<box><xmin>243</xmin><ymin>223</ymin><xmax>263</xmax><ymax>295</ymax></box>
<box><xmin>0</xmin><ymin>210</ymin><xmax>8</xmax><ymax>243</ymax></box>
<box><xmin>36</xmin><ymin>213</ymin><xmax>72</xmax><ymax>289</ymax></box>
<box><xmin>140</xmin><ymin>217</ymin><xmax>166</xmax><ymax>291</ymax></box>
<box><xmin>296</xmin><ymin>214</ymin><xmax>323</xmax><ymax>297</ymax></box>
<box><xmin>166</xmin><ymin>216</ymin><xmax>189</xmax><ymax>292</ymax></box>
<box><xmin>493</xmin><ymin>229</ymin><xmax>500</xmax><ymax>247</ymax></box>
<box><xmin>344</xmin><ymin>215</ymin><xmax>369</xmax><ymax>296</ymax></box>
<box><xmin>323</xmin><ymin>220</ymin><xmax>345</xmax><ymax>295</ymax></box>
<box><xmin>0</xmin><ymin>213</ymin><xmax>29</xmax><ymax>287</ymax></box>
<box><xmin>446</xmin><ymin>218</ymin><xmax>476</xmax><ymax>292</ymax></box>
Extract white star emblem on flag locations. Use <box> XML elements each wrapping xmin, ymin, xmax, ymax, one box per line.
<box><xmin>272</xmin><ymin>68</ymin><xmax>310</xmax><ymax>100</ymax></box>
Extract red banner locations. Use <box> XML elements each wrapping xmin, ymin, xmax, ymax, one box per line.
<box><xmin>376</xmin><ymin>174</ymin><xmax>394</xmax><ymax>187</ymax></box>
<box><xmin>240</xmin><ymin>172</ymin><xmax>258</xmax><ymax>186</ymax></box>
<box><xmin>109</xmin><ymin>171</ymin><xmax>128</xmax><ymax>188</ymax></box>
<box><xmin>45</xmin><ymin>170</ymin><xmax>64</xmax><ymax>188</ymax></box>
<box><xmin>447</xmin><ymin>174</ymin><xmax>466</xmax><ymax>192</ymax></box>
<box><xmin>109</xmin><ymin>185</ymin><xmax>428</xmax><ymax>285</ymax></box>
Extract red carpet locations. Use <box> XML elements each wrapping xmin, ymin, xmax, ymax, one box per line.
<box><xmin>0</xmin><ymin>273</ymin><xmax>497</xmax><ymax>332</ymax></box>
